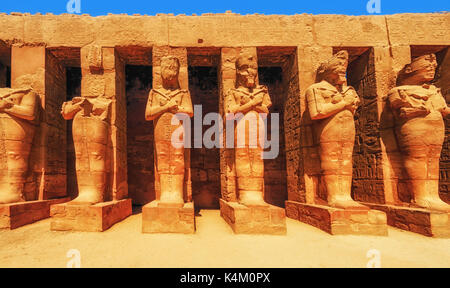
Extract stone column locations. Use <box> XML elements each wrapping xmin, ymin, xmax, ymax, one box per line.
<box><xmin>141</xmin><ymin>46</ymin><xmax>195</xmax><ymax>234</ymax></box>
<box><xmin>363</xmin><ymin>46</ymin><xmax>450</xmax><ymax>238</ymax></box>
<box><xmin>50</xmin><ymin>45</ymin><xmax>131</xmax><ymax>232</ymax></box>
<box><xmin>218</xmin><ymin>47</ymin><xmax>286</xmax><ymax>235</ymax></box>
<box><xmin>285</xmin><ymin>46</ymin><xmax>388</xmax><ymax>236</ymax></box>
<box><xmin>0</xmin><ymin>45</ymin><xmax>70</xmax><ymax>229</ymax></box>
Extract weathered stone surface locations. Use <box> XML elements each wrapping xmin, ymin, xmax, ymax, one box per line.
<box><xmin>142</xmin><ymin>201</ymin><xmax>195</xmax><ymax>234</ymax></box>
<box><xmin>0</xmin><ymin>197</ymin><xmax>69</xmax><ymax>229</ymax></box>
<box><xmin>286</xmin><ymin>200</ymin><xmax>388</xmax><ymax>236</ymax></box>
<box><xmin>365</xmin><ymin>203</ymin><xmax>450</xmax><ymax>238</ymax></box>
<box><xmin>50</xmin><ymin>199</ymin><xmax>132</xmax><ymax>232</ymax></box>
<box><xmin>220</xmin><ymin>199</ymin><xmax>286</xmax><ymax>235</ymax></box>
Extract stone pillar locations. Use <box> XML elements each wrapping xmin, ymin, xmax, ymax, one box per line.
<box><xmin>218</xmin><ymin>47</ymin><xmax>286</xmax><ymax>235</ymax></box>
<box><xmin>0</xmin><ymin>45</ymin><xmax>69</xmax><ymax>229</ymax></box>
<box><xmin>436</xmin><ymin>48</ymin><xmax>450</xmax><ymax>203</ymax></box>
<box><xmin>218</xmin><ymin>47</ymin><xmax>240</xmax><ymax>203</ymax></box>
<box><xmin>141</xmin><ymin>46</ymin><xmax>195</xmax><ymax>234</ymax></box>
<box><xmin>151</xmin><ymin>46</ymin><xmax>191</xmax><ymax>203</ymax></box>
<box><xmin>285</xmin><ymin>46</ymin><xmax>388</xmax><ymax>236</ymax></box>
<box><xmin>50</xmin><ymin>45</ymin><xmax>131</xmax><ymax>232</ymax></box>
<box><xmin>12</xmin><ymin>45</ymin><xmax>69</xmax><ymax>201</ymax></box>
<box><xmin>361</xmin><ymin>46</ymin><xmax>450</xmax><ymax>238</ymax></box>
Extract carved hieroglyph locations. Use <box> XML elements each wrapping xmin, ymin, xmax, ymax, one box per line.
<box><xmin>305</xmin><ymin>50</ymin><xmax>364</xmax><ymax>209</ymax></box>
<box><xmin>145</xmin><ymin>56</ymin><xmax>193</xmax><ymax>205</ymax></box>
<box><xmin>225</xmin><ymin>50</ymin><xmax>272</xmax><ymax>206</ymax></box>
<box><xmin>388</xmin><ymin>54</ymin><xmax>450</xmax><ymax>212</ymax></box>
<box><xmin>61</xmin><ymin>96</ymin><xmax>111</xmax><ymax>204</ymax></box>
<box><xmin>0</xmin><ymin>87</ymin><xmax>39</xmax><ymax>204</ymax></box>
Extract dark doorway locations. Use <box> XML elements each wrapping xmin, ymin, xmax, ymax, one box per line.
<box><xmin>126</xmin><ymin>65</ymin><xmax>154</xmax><ymax>205</ymax></box>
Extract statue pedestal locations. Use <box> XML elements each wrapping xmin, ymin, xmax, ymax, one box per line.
<box><xmin>285</xmin><ymin>201</ymin><xmax>388</xmax><ymax>236</ymax></box>
<box><xmin>142</xmin><ymin>201</ymin><xmax>195</xmax><ymax>234</ymax></box>
<box><xmin>362</xmin><ymin>203</ymin><xmax>450</xmax><ymax>238</ymax></box>
<box><xmin>219</xmin><ymin>199</ymin><xmax>287</xmax><ymax>235</ymax></box>
<box><xmin>0</xmin><ymin>197</ymin><xmax>70</xmax><ymax>229</ymax></box>
<box><xmin>50</xmin><ymin>199</ymin><xmax>132</xmax><ymax>232</ymax></box>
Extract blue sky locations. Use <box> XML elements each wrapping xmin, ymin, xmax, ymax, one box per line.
<box><xmin>0</xmin><ymin>0</ymin><xmax>448</xmax><ymax>16</ymax></box>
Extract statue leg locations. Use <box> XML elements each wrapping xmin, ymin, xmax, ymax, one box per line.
<box><xmin>0</xmin><ymin>140</ymin><xmax>30</xmax><ymax>204</ymax></box>
<box><xmin>405</xmin><ymin>144</ymin><xmax>450</xmax><ymax>212</ymax></box>
<box><xmin>72</xmin><ymin>117</ymin><xmax>108</xmax><ymax>204</ymax></box>
<box><xmin>157</xmin><ymin>140</ymin><xmax>185</xmax><ymax>205</ymax></box>
<box><xmin>320</xmin><ymin>140</ymin><xmax>364</xmax><ymax>209</ymax></box>
<box><xmin>235</xmin><ymin>112</ymin><xmax>266</xmax><ymax>206</ymax></box>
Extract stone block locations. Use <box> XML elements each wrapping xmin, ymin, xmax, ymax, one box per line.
<box><xmin>50</xmin><ymin>199</ymin><xmax>132</xmax><ymax>232</ymax></box>
<box><xmin>220</xmin><ymin>199</ymin><xmax>286</xmax><ymax>235</ymax></box>
<box><xmin>142</xmin><ymin>201</ymin><xmax>195</xmax><ymax>234</ymax></box>
<box><xmin>286</xmin><ymin>200</ymin><xmax>388</xmax><ymax>236</ymax></box>
<box><xmin>0</xmin><ymin>198</ymin><xmax>70</xmax><ymax>229</ymax></box>
<box><xmin>364</xmin><ymin>203</ymin><xmax>450</xmax><ymax>238</ymax></box>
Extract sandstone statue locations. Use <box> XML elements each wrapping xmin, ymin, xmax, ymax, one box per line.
<box><xmin>388</xmin><ymin>53</ymin><xmax>450</xmax><ymax>212</ymax></box>
<box><xmin>145</xmin><ymin>56</ymin><xmax>193</xmax><ymax>205</ymax></box>
<box><xmin>305</xmin><ymin>50</ymin><xmax>363</xmax><ymax>209</ymax></box>
<box><xmin>61</xmin><ymin>96</ymin><xmax>111</xmax><ymax>204</ymax></box>
<box><xmin>0</xmin><ymin>86</ymin><xmax>39</xmax><ymax>204</ymax></box>
<box><xmin>225</xmin><ymin>50</ymin><xmax>272</xmax><ymax>206</ymax></box>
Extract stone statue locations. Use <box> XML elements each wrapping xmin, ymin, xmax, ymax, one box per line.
<box><xmin>388</xmin><ymin>53</ymin><xmax>450</xmax><ymax>212</ymax></box>
<box><xmin>61</xmin><ymin>96</ymin><xmax>111</xmax><ymax>204</ymax></box>
<box><xmin>225</xmin><ymin>51</ymin><xmax>272</xmax><ymax>206</ymax></box>
<box><xmin>305</xmin><ymin>50</ymin><xmax>363</xmax><ymax>209</ymax></box>
<box><xmin>145</xmin><ymin>56</ymin><xmax>193</xmax><ymax>205</ymax></box>
<box><xmin>0</xmin><ymin>87</ymin><xmax>39</xmax><ymax>204</ymax></box>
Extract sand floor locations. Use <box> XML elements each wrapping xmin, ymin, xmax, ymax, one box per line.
<box><xmin>0</xmin><ymin>208</ymin><xmax>449</xmax><ymax>268</ymax></box>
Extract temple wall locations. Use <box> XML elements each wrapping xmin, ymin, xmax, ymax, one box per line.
<box><xmin>0</xmin><ymin>12</ymin><xmax>448</xmax><ymax>206</ymax></box>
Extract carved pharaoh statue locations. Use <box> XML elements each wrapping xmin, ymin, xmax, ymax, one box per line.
<box><xmin>225</xmin><ymin>51</ymin><xmax>272</xmax><ymax>206</ymax></box>
<box><xmin>305</xmin><ymin>50</ymin><xmax>364</xmax><ymax>209</ymax></box>
<box><xmin>388</xmin><ymin>54</ymin><xmax>450</xmax><ymax>212</ymax></box>
<box><xmin>145</xmin><ymin>56</ymin><xmax>193</xmax><ymax>205</ymax></box>
<box><xmin>61</xmin><ymin>96</ymin><xmax>111</xmax><ymax>204</ymax></box>
<box><xmin>0</xmin><ymin>78</ymin><xmax>40</xmax><ymax>204</ymax></box>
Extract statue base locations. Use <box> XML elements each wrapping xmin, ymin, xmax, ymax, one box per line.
<box><xmin>0</xmin><ymin>197</ymin><xmax>70</xmax><ymax>229</ymax></box>
<box><xmin>285</xmin><ymin>200</ymin><xmax>388</xmax><ymax>236</ymax></box>
<box><xmin>362</xmin><ymin>203</ymin><xmax>450</xmax><ymax>238</ymax></box>
<box><xmin>142</xmin><ymin>201</ymin><xmax>195</xmax><ymax>234</ymax></box>
<box><xmin>219</xmin><ymin>199</ymin><xmax>287</xmax><ymax>235</ymax></box>
<box><xmin>50</xmin><ymin>199</ymin><xmax>132</xmax><ymax>232</ymax></box>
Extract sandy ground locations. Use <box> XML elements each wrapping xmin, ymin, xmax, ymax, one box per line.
<box><xmin>0</xmin><ymin>208</ymin><xmax>449</xmax><ymax>268</ymax></box>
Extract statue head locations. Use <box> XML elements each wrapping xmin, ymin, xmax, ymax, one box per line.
<box><xmin>397</xmin><ymin>54</ymin><xmax>438</xmax><ymax>86</ymax></box>
<box><xmin>236</xmin><ymin>51</ymin><xmax>258</xmax><ymax>89</ymax></box>
<box><xmin>317</xmin><ymin>50</ymin><xmax>349</xmax><ymax>86</ymax></box>
<box><xmin>160</xmin><ymin>56</ymin><xmax>180</xmax><ymax>88</ymax></box>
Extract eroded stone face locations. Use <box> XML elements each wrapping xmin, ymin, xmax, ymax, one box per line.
<box><xmin>388</xmin><ymin>54</ymin><xmax>450</xmax><ymax>213</ymax></box>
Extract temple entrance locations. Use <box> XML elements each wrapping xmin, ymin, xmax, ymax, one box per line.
<box><xmin>126</xmin><ymin>65</ymin><xmax>154</xmax><ymax>205</ymax></box>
